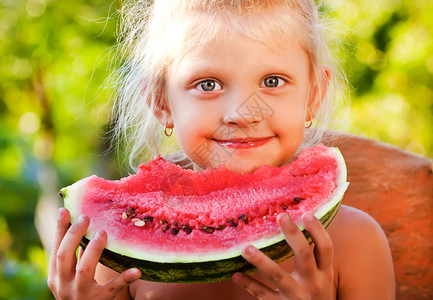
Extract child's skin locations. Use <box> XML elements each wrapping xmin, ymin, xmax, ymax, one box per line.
<box><xmin>48</xmin><ymin>12</ymin><xmax>395</xmax><ymax>300</ymax></box>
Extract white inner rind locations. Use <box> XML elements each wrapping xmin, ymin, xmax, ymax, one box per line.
<box><xmin>62</xmin><ymin>177</ymin><xmax>89</xmax><ymax>224</ymax></box>
<box><xmin>63</xmin><ymin>147</ymin><xmax>349</xmax><ymax>263</ymax></box>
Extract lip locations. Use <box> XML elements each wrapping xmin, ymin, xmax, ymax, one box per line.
<box><xmin>213</xmin><ymin>136</ymin><xmax>274</xmax><ymax>149</ymax></box>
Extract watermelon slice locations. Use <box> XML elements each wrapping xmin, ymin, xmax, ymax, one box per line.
<box><xmin>61</xmin><ymin>144</ymin><xmax>348</xmax><ymax>283</ymax></box>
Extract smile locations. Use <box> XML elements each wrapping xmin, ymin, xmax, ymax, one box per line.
<box><xmin>213</xmin><ymin>137</ymin><xmax>274</xmax><ymax>149</ymax></box>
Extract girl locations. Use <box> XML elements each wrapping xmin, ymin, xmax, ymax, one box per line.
<box><xmin>48</xmin><ymin>0</ymin><xmax>395</xmax><ymax>299</ymax></box>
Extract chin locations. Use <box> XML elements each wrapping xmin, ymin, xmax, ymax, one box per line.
<box><xmin>224</xmin><ymin>160</ymin><xmax>269</xmax><ymax>174</ymax></box>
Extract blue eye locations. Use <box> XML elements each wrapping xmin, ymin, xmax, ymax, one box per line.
<box><xmin>196</xmin><ymin>80</ymin><xmax>222</xmax><ymax>91</ymax></box>
<box><xmin>261</xmin><ymin>76</ymin><xmax>286</xmax><ymax>88</ymax></box>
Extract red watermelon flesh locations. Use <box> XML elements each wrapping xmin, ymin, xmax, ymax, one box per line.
<box><xmin>63</xmin><ymin>144</ymin><xmax>348</xmax><ymax>265</ymax></box>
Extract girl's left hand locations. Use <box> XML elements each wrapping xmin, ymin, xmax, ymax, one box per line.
<box><xmin>232</xmin><ymin>212</ymin><xmax>334</xmax><ymax>299</ymax></box>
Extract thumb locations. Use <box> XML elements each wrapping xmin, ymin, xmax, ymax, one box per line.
<box><xmin>103</xmin><ymin>268</ymin><xmax>141</xmax><ymax>296</ymax></box>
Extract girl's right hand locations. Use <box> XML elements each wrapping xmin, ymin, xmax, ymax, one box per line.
<box><xmin>47</xmin><ymin>208</ymin><xmax>141</xmax><ymax>300</ymax></box>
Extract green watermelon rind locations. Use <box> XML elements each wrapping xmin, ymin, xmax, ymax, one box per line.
<box><xmin>62</xmin><ymin>146</ymin><xmax>348</xmax><ymax>283</ymax></box>
<box><xmin>80</xmin><ymin>196</ymin><xmax>342</xmax><ymax>283</ymax></box>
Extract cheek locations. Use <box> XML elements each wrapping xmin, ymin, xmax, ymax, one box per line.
<box><xmin>170</xmin><ymin>104</ymin><xmax>219</xmax><ymax>153</ymax></box>
<box><xmin>273</xmin><ymin>101</ymin><xmax>307</xmax><ymax>130</ymax></box>
<box><xmin>272</xmin><ymin>104</ymin><xmax>306</xmax><ymax>149</ymax></box>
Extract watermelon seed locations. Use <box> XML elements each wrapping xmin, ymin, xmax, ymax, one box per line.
<box><xmin>238</xmin><ymin>214</ymin><xmax>248</xmax><ymax>224</ymax></box>
<box><xmin>131</xmin><ymin>218</ymin><xmax>141</xmax><ymax>223</ymax></box>
<box><xmin>181</xmin><ymin>224</ymin><xmax>193</xmax><ymax>234</ymax></box>
<box><xmin>143</xmin><ymin>216</ymin><xmax>154</xmax><ymax>222</ymax></box>
<box><xmin>281</xmin><ymin>205</ymin><xmax>287</xmax><ymax>210</ymax></box>
<box><xmin>201</xmin><ymin>226</ymin><xmax>215</xmax><ymax>234</ymax></box>
<box><xmin>159</xmin><ymin>220</ymin><xmax>168</xmax><ymax>225</ymax></box>
<box><xmin>171</xmin><ymin>227</ymin><xmax>180</xmax><ymax>235</ymax></box>
<box><xmin>121</xmin><ymin>212</ymin><xmax>128</xmax><ymax>219</ymax></box>
<box><xmin>263</xmin><ymin>216</ymin><xmax>267</xmax><ymax>220</ymax></box>
<box><xmin>173</xmin><ymin>222</ymin><xmax>178</xmax><ymax>227</ymax></box>
<box><xmin>134</xmin><ymin>220</ymin><xmax>146</xmax><ymax>227</ymax></box>
<box><xmin>162</xmin><ymin>225</ymin><xmax>170</xmax><ymax>233</ymax></box>
<box><xmin>293</xmin><ymin>197</ymin><xmax>305</xmax><ymax>203</ymax></box>
<box><xmin>127</xmin><ymin>207</ymin><xmax>136</xmax><ymax>217</ymax></box>
<box><xmin>227</xmin><ymin>218</ymin><xmax>237</xmax><ymax>227</ymax></box>
<box><xmin>216</xmin><ymin>225</ymin><xmax>226</xmax><ymax>230</ymax></box>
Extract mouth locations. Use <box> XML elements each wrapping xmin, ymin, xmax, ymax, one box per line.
<box><xmin>212</xmin><ymin>136</ymin><xmax>274</xmax><ymax>149</ymax></box>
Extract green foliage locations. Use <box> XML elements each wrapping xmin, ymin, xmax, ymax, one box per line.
<box><xmin>326</xmin><ymin>0</ymin><xmax>433</xmax><ymax>157</ymax></box>
<box><xmin>0</xmin><ymin>0</ymin><xmax>432</xmax><ymax>298</ymax></box>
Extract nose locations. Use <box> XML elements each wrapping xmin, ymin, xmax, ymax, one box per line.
<box><xmin>223</xmin><ymin>91</ymin><xmax>271</xmax><ymax>127</ymax></box>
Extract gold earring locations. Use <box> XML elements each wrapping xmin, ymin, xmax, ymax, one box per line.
<box><xmin>305</xmin><ymin>112</ymin><xmax>314</xmax><ymax>129</ymax></box>
<box><xmin>164</xmin><ymin>123</ymin><xmax>174</xmax><ymax>137</ymax></box>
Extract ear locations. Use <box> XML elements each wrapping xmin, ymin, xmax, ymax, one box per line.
<box><xmin>306</xmin><ymin>66</ymin><xmax>331</xmax><ymax>121</ymax></box>
<box><xmin>153</xmin><ymin>103</ymin><xmax>173</xmax><ymax>128</ymax></box>
<box><xmin>140</xmin><ymin>76</ymin><xmax>174</xmax><ymax>128</ymax></box>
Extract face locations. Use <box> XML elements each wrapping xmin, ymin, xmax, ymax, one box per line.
<box><xmin>162</xmin><ymin>32</ymin><xmax>318</xmax><ymax>173</ymax></box>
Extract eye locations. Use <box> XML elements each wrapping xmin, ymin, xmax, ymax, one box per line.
<box><xmin>261</xmin><ymin>76</ymin><xmax>286</xmax><ymax>88</ymax></box>
<box><xmin>196</xmin><ymin>80</ymin><xmax>222</xmax><ymax>91</ymax></box>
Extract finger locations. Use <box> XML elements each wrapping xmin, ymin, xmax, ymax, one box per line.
<box><xmin>241</xmin><ymin>245</ymin><xmax>296</xmax><ymax>295</ymax></box>
<box><xmin>101</xmin><ymin>268</ymin><xmax>141</xmax><ymax>297</ymax></box>
<box><xmin>75</xmin><ymin>230</ymin><xmax>107</xmax><ymax>288</ymax></box>
<box><xmin>49</xmin><ymin>208</ymin><xmax>70</xmax><ymax>276</ymax></box>
<box><xmin>277</xmin><ymin>213</ymin><xmax>316</xmax><ymax>277</ymax></box>
<box><xmin>48</xmin><ymin>208</ymin><xmax>71</xmax><ymax>291</ymax></box>
<box><xmin>56</xmin><ymin>214</ymin><xmax>90</xmax><ymax>282</ymax></box>
<box><xmin>232</xmin><ymin>272</ymin><xmax>279</xmax><ymax>300</ymax></box>
<box><xmin>302</xmin><ymin>212</ymin><xmax>333</xmax><ymax>271</ymax></box>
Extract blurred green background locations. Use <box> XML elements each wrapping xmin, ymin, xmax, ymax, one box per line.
<box><xmin>0</xmin><ymin>0</ymin><xmax>432</xmax><ymax>298</ymax></box>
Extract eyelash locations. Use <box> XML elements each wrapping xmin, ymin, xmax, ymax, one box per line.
<box><xmin>194</xmin><ymin>75</ymin><xmax>288</xmax><ymax>92</ymax></box>
<box><xmin>195</xmin><ymin>79</ymin><xmax>222</xmax><ymax>92</ymax></box>
<box><xmin>260</xmin><ymin>76</ymin><xmax>288</xmax><ymax>88</ymax></box>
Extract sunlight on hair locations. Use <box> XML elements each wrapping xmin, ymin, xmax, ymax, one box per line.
<box><xmin>108</xmin><ymin>0</ymin><xmax>350</xmax><ymax>170</ymax></box>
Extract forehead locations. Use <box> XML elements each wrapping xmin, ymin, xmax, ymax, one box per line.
<box><xmin>167</xmin><ymin>7</ymin><xmax>306</xmax><ymax>66</ymax></box>
<box><xmin>175</xmin><ymin>33</ymin><xmax>307</xmax><ymax>71</ymax></box>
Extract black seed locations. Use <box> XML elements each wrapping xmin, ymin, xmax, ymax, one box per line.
<box><xmin>201</xmin><ymin>226</ymin><xmax>215</xmax><ymax>233</ymax></box>
<box><xmin>126</xmin><ymin>207</ymin><xmax>136</xmax><ymax>217</ymax></box>
<box><xmin>281</xmin><ymin>205</ymin><xmax>287</xmax><ymax>210</ymax></box>
<box><xmin>143</xmin><ymin>216</ymin><xmax>154</xmax><ymax>222</ymax></box>
<box><xmin>238</xmin><ymin>214</ymin><xmax>248</xmax><ymax>224</ymax></box>
<box><xmin>216</xmin><ymin>225</ymin><xmax>226</xmax><ymax>230</ymax></box>
<box><xmin>182</xmin><ymin>224</ymin><xmax>193</xmax><ymax>234</ymax></box>
<box><xmin>227</xmin><ymin>218</ymin><xmax>237</xmax><ymax>227</ymax></box>
<box><xmin>171</xmin><ymin>227</ymin><xmax>179</xmax><ymax>235</ymax></box>
<box><xmin>162</xmin><ymin>225</ymin><xmax>170</xmax><ymax>233</ymax></box>
<box><xmin>159</xmin><ymin>220</ymin><xmax>168</xmax><ymax>225</ymax></box>
<box><xmin>173</xmin><ymin>222</ymin><xmax>178</xmax><ymax>227</ymax></box>
<box><xmin>293</xmin><ymin>197</ymin><xmax>305</xmax><ymax>203</ymax></box>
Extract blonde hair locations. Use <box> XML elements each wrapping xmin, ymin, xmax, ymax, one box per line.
<box><xmin>109</xmin><ymin>0</ymin><xmax>348</xmax><ymax>169</ymax></box>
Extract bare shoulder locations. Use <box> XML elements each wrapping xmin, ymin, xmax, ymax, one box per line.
<box><xmin>328</xmin><ymin>204</ymin><xmax>392</xmax><ymax>262</ymax></box>
<box><xmin>328</xmin><ymin>205</ymin><xmax>384</xmax><ymax>235</ymax></box>
<box><xmin>327</xmin><ymin>205</ymin><xmax>396</xmax><ymax>299</ymax></box>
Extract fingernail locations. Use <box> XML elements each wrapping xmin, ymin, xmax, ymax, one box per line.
<box><xmin>94</xmin><ymin>230</ymin><xmax>105</xmax><ymax>240</ymax></box>
<box><xmin>129</xmin><ymin>268</ymin><xmax>141</xmax><ymax>279</ymax></box>
<box><xmin>77</xmin><ymin>215</ymin><xmax>87</xmax><ymax>224</ymax></box>
<box><xmin>232</xmin><ymin>272</ymin><xmax>242</xmax><ymax>284</ymax></box>
<box><xmin>243</xmin><ymin>245</ymin><xmax>256</xmax><ymax>257</ymax></box>
<box><xmin>58</xmin><ymin>208</ymin><xmax>64</xmax><ymax>220</ymax></box>
<box><xmin>278</xmin><ymin>213</ymin><xmax>290</xmax><ymax>224</ymax></box>
<box><xmin>303</xmin><ymin>212</ymin><xmax>316</xmax><ymax>222</ymax></box>
<box><xmin>232</xmin><ymin>272</ymin><xmax>248</xmax><ymax>288</ymax></box>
